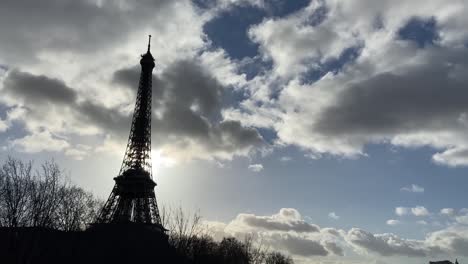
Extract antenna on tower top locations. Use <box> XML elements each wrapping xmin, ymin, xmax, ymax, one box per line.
<box><xmin>147</xmin><ymin>35</ymin><xmax>151</xmax><ymax>53</ymax></box>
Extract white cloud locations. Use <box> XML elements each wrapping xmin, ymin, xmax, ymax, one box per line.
<box><xmin>0</xmin><ymin>106</ymin><xmax>27</xmax><ymax>133</ymax></box>
<box><xmin>440</xmin><ymin>208</ymin><xmax>455</xmax><ymax>216</ymax></box>
<box><xmin>9</xmin><ymin>130</ymin><xmax>70</xmax><ymax>153</ymax></box>
<box><xmin>221</xmin><ymin>0</ymin><xmax>468</xmax><ymax>168</ymax></box>
<box><xmin>386</xmin><ymin>219</ymin><xmax>401</xmax><ymax>226</ymax></box>
<box><xmin>328</xmin><ymin>212</ymin><xmax>340</xmax><ymax>220</ymax></box>
<box><xmin>248</xmin><ymin>163</ymin><xmax>264</xmax><ymax>172</ymax></box>
<box><xmin>396</xmin><ymin>207</ymin><xmax>409</xmax><ymax>216</ymax></box>
<box><xmin>396</xmin><ymin>206</ymin><xmax>429</xmax><ymax>217</ymax></box>
<box><xmin>228</xmin><ymin>208</ymin><xmax>320</xmax><ymax>233</ymax></box>
<box><xmin>433</xmin><ymin>147</ymin><xmax>468</xmax><ymax>167</ymax></box>
<box><xmin>416</xmin><ymin>220</ymin><xmax>428</xmax><ymax>225</ymax></box>
<box><xmin>205</xmin><ymin>207</ymin><xmax>468</xmax><ymax>261</ymax></box>
<box><xmin>0</xmin><ymin>0</ymin><xmax>468</xmax><ymax>170</ymax></box>
<box><xmin>411</xmin><ymin>206</ymin><xmax>430</xmax><ymax>217</ymax></box>
<box><xmin>426</xmin><ymin>225</ymin><xmax>468</xmax><ymax>256</ymax></box>
<box><xmin>64</xmin><ymin>144</ymin><xmax>92</xmax><ymax>160</ymax></box>
<box><xmin>2</xmin><ymin>0</ymin><xmax>468</xmax><ymax>168</ymax></box>
<box><xmin>346</xmin><ymin>228</ymin><xmax>427</xmax><ymax>257</ymax></box>
<box><xmin>249</xmin><ymin>0</ymin><xmax>360</xmax><ymax>78</ymax></box>
<box><xmin>0</xmin><ymin>0</ymin><xmax>267</xmax><ymax>164</ymax></box>
<box><xmin>455</xmin><ymin>215</ymin><xmax>468</xmax><ymax>225</ymax></box>
<box><xmin>401</xmin><ymin>184</ymin><xmax>424</xmax><ymax>193</ymax></box>
<box><xmin>0</xmin><ymin>119</ymin><xmax>7</xmax><ymax>132</ymax></box>
<box><xmin>204</xmin><ymin>208</ymin><xmax>343</xmax><ymax>259</ymax></box>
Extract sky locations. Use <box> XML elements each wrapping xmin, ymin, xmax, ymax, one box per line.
<box><xmin>1</xmin><ymin>0</ymin><xmax>468</xmax><ymax>263</ymax></box>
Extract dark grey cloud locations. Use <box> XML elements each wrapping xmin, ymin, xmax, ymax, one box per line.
<box><xmin>113</xmin><ymin>66</ymin><xmax>166</xmax><ymax>112</ymax></box>
<box><xmin>114</xmin><ymin>60</ymin><xmax>264</xmax><ymax>155</ymax></box>
<box><xmin>315</xmin><ymin>48</ymin><xmax>468</xmax><ymax>137</ymax></box>
<box><xmin>212</xmin><ymin>120</ymin><xmax>263</xmax><ymax>151</ymax></box>
<box><xmin>150</xmin><ymin>60</ymin><xmax>223</xmax><ymax>140</ymax></box>
<box><xmin>160</xmin><ymin>60</ymin><xmax>222</xmax><ymax>116</ymax></box>
<box><xmin>113</xmin><ymin>67</ymin><xmax>142</xmax><ymax>90</ymax></box>
<box><xmin>323</xmin><ymin>241</ymin><xmax>344</xmax><ymax>256</ymax></box>
<box><xmin>75</xmin><ymin>101</ymin><xmax>130</xmax><ymax>138</ymax></box>
<box><xmin>0</xmin><ymin>0</ymin><xmax>174</xmax><ymax>62</ymax></box>
<box><xmin>450</xmin><ymin>237</ymin><xmax>468</xmax><ymax>255</ymax></box>
<box><xmin>269</xmin><ymin>233</ymin><xmax>329</xmax><ymax>257</ymax></box>
<box><xmin>3</xmin><ymin>70</ymin><xmax>77</xmax><ymax>104</ymax></box>
<box><xmin>1</xmin><ymin>68</ymin><xmax>131</xmax><ymax>139</ymax></box>
<box><xmin>2</xmin><ymin>59</ymin><xmax>263</xmax><ymax>158</ymax></box>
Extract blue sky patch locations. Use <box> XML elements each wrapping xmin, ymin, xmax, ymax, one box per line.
<box><xmin>257</xmin><ymin>127</ymin><xmax>278</xmax><ymax>144</ymax></box>
<box><xmin>302</xmin><ymin>4</ymin><xmax>328</xmax><ymax>27</ymax></box>
<box><xmin>237</xmin><ymin>56</ymin><xmax>273</xmax><ymax>80</ymax></box>
<box><xmin>204</xmin><ymin>6</ymin><xmax>266</xmax><ymax>59</ymax></box>
<box><xmin>398</xmin><ymin>17</ymin><xmax>439</xmax><ymax>47</ymax></box>
<box><xmin>203</xmin><ymin>1</ymin><xmax>313</xmax><ymax>60</ymax></box>
<box><xmin>301</xmin><ymin>45</ymin><xmax>363</xmax><ymax>83</ymax></box>
<box><xmin>263</xmin><ymin>0</ymin><xmax>311</xmax><ymax>17</ymax></box>
<box><xmin>0</xmin><ymin>64</ymin><xmax>8</xmax><ymax>72</ymax></box>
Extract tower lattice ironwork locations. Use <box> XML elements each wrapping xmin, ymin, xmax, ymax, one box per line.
<box><xmin>96</xmin><ymin>36</ymin><xmax>164</xmax><ymax>230</ymax></box>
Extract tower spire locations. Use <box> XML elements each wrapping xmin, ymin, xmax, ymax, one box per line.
<box><xmin>147</xmin><ymin>35</ymin><xmax>151</xmax><ymax>53</ymax></box>
<box><xmin>96</xmin><ymin>37</ymin><xmax>164</xmax><ymax>231</ymax></box>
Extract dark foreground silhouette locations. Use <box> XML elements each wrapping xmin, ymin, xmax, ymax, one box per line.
<box><xmin>0</xmin><ymin>224</ymin><xmax>177</xmax><ymax>264</ymax></box>
<box><xmin>0</xmin><ymin>158</ymin><xmax>293</xmax><ymax>264</ymax></box>
<box><xmin>0</xmin><ymin>224</ymin><xmax>293</xmax><ymax>264</ymax></box>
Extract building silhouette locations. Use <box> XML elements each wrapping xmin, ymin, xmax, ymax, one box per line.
<box><xmin>430</xmin><ymin>260</ymin><xmax>460</xmax><ymax>264</ymax></box>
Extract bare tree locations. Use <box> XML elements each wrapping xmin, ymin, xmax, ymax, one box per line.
<box><xmin>160</xmin><ymin>204</ymin><xmax>295</xmax><ymax>264</ymax></box>
<box><xmin>173</xmin><ymin>206</ymin><xmax>202</xmax><ymax>238</ymax></box>
<box><xmin>218</xmin><ymin>237</ymin><xmax>250</xmax><ymax>264</ymax></box>
<box><xmin>83</xmin><ymin>194</ymin><xmax>104</xmax><ymax>226</ymax></box>
<box><xmin>0</xmin><ymin>157</ymin><xmax>103</xmax><ymax>230</ymax></box>
<box><xmin>188</xmin><ymin>234</ymin><xmax>219</xmax><ymax>263</ymax></box>
<box><xmin>159</xmin><ymin>204</ymin><xmax>172</xmax><ymax>231</ymax></box>
<box><xmin>161</xmin><ymin>205</ymin><xmax>203</xmax><ymax>238</ymax></box>
<box><xmin>55</xmin><ymin>186</ymin><xmax>101</xmax><ymax>231</ymax></box>
<box><xmin>163</xmin><ymin>205</ymin><xmax>203</xmax><ymax>255</ymax></box>
<box><xmin>0</xmin><ymin>157</ymin><xmax>33</xmax><ymax>227</ymax></box>
<box><xmin>28</xmin><ymin>161</ymin><xmax>63</xmax><ymax>228</ymax></box>
<box><xmin>265</xmin><ymin>252</ymin><xmax>294</xmax><ymax>264</ymax></box>
<box><xmin>244</xmin><ymin>235</ymin><xmax>269</xmax><ymax>264</ymax></box>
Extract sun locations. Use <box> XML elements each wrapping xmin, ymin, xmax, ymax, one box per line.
<box><xmin>151</xmin><ymin>149</ymin><xmax>176</xmax><ymax>172</ymax></box>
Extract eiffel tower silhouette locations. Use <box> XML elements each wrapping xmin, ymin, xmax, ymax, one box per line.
<box><xmin>95</xmin><ymin>35</ymin><xmax>165</xmax><ymax>232</ymax></box>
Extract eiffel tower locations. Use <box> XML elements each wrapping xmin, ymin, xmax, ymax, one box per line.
<box><xmin>95</xmin><ymin>36</ymin><xmax>165</xmax><ymax>232</ymax></box>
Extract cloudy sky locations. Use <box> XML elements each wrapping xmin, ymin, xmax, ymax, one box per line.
<box><xmin>2</xmin><ymin>0</ymin><xmax>468</xmax><ymax>262</ymax></box>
